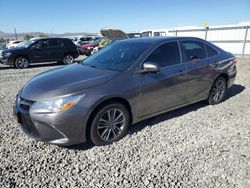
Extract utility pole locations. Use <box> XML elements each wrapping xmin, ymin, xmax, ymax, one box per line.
<box><xmin>14</xmin><ymin>28</ymin><xmax>17</xmax><ymax>40</ymax></box>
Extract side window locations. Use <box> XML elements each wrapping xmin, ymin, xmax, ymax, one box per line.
<box><xmin>205</xmin><ymin>44</ymin><xmax>218</xmax><ymax>57</ymax></box>
<box><xmin>181</xmin><ymin>41</ymin><xmax>207</xmax><ymax>62</ymax></box>
<box><xmin>145</xmin><ymin>41</ymin><xmax>180</xmax><ymax>67</ymax></box>
<box><xmin>63</xmin><ymin>39</ymin><xmax>75</xmax><ymax>47</ymax></box>
<box><xmin>31</xmin><ymin>40</ymin><xmax>48</xmax><ymax>49</ymax></box>
<box><xmin>49</xmin><ymin>39</ymin><xmax>62</xmax><ymax>47</ymax></box>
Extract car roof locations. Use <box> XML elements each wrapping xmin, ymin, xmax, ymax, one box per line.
<box><xmin>122</xmin><ymin>36</ymin><xmax>207</xmax><ymax>44</ymax></box>
<box><xmin>35</xmin><ymin>37</ymin><xmax>70</xmax><ymax>40</ymax></box>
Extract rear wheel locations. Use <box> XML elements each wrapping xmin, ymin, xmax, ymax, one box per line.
<box><xmin>207</xmin><ymin>76</ymin><xmax>227</xmax><ymax>105</ymax></box>
<box><xmin>14</xmin><ymin>56</ymin><xmax>29</xmax><ymax>69</ymax></box>
<box><xmin>90</xmin><ymin>102</ymin><xmax>130</xmax><ymax>146</ymax></box>
<box><xmin>62</xmin><ymin>54</ymin><xmax>74</xmax><ymax>65</ymax></box>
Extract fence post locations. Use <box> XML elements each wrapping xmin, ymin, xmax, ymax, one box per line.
<box><xmin>175</xmin><ymin>30</ymin><xmax>178</xmax><ymax>36</ymax></box>
<box><xmin>205</xmin><ymin>27</ymin><xmax>209</xmax><ymax>40</ymax></box>
<box><xmin>242</xmin><ymin>26</ymin><xmax>249</xmax><ymax>57</ymax></box>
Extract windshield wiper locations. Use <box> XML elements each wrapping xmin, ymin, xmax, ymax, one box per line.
<box><xmin>87</xmin><ymin>64</ymin><xmax>106</xmax><ymax>70</ymax></box>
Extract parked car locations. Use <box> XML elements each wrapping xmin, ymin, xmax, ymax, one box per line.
<box><xmin>0</xmin><ymin>38</ymin><xmax>79</xmax><ymax>68</ymax></box>
<box><xmin>79</xmin><ymin>38</ymin><xmax>103</xmax><ymax>56</ymax></box>
<box><xmin>13</xmin><ymin>37</ymin><xmax>237</xmax><ymax>146</ymax></box>
<box><xmin>6</xmin><ymin>40</ymin><xmax>23</xmax><ymax>49</ymax></box>
<box><xmin>69</xmin><ymin>36</ymin><xmax>95</xmax><ymax>47</ymax></box>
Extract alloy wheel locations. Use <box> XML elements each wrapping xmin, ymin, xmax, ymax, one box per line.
<box><xmin>15</xmin><ymin>57</ymin><xmax>29</xmax><ymax>69</ymax></box>
<box><xmin>211</xmin><ymin>79</ymin><xmax>226</xmax><ymax>102</ymax></box>
<box><xmin>63</xmin><ymin>55</ymin><xmax>74</xmax><ymax>64</ymax></box>
<box><xmin>97</xmin><ymin>108</ymin><xmax>126</xmax><ymax>141</ymax></box>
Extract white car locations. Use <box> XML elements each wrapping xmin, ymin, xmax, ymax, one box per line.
<box><xmin>6</xmin><ymin>40</ymin><xmax>23</xmax><ymax>49</ymax></box>
<box><xmin>68</xmin><ymin>36</ymin><xmax>94</xmax><ymax>46</ymax></box>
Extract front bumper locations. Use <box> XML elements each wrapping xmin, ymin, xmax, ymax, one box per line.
<box><xmin>0</xmin><ymin>57</ymin><xmax>9</xmax><ymax>65</ymax></box>
<box><xmin>13</xmin><ymin>97</ymin><xmax>89</xmax><ymax>146</ymax></box>
<box><xmin>0</xmin><ymin>55</ymin><xmax>15</xmax><ymax>65</ymax></box>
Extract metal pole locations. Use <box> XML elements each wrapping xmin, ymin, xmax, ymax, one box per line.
<box><xmin>242</xmin><ymin>26</ymin><xmax>249</xmax><ymax>57</ymax></box>
<box><xmin>205</xmin><ymin>27</ymin><xmax>209</xmax><ymax>40</ymax></box>
<box><xmin>175</xmin><ymin>30</ymin><xmax>178</xmax><ymax>36</ymax></box>
<box><xmin>14</xmin><ymin>28</ymin><xmax>17</xmax><ymax>40</ymax></box>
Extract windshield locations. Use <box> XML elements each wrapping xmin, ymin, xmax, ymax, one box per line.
<box><xmin>82</xmin><ymin>40</ymin><xmax>152</xmax><ymax>71</ymax></box>
<box><xmin>17</xmin><ymin>40</ymin><xmax>35</xmax><ymax>48</ymax></box>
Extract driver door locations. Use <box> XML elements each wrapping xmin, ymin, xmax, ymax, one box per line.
<box><xmin>136</xmin><ymin>41</ymin><xmax>188</xmax><ymax>118</ymax></box>
<box><xmin>30</xmin><ymin>39</ymin><xmax>50</xmax><ymax>63</ymax></box>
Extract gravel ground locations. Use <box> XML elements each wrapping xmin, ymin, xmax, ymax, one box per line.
<box><xmin>0</xmin><ymin>58</ymin><xmax>249</xmax><ymax>188</ymax></box>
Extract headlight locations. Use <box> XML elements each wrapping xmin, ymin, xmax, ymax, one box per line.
<box><xmin>30</xmin><ymin>94</ymin><xmax>84</xmax><ymax>113</ymax></box>
<box><xmin>3</xmin><ymin>52</ymin><xmax>11</xmax><ymax>58</ymax></box>
<box><xmin>87</xmin><ymin>47</ymin><xmax>93</xmax><ymax>50</ymax></box>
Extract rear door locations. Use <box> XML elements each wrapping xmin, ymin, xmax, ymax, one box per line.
<box><xmin>29</xmin><ymin>39</ymin><xmax>50</xmax><ymax>63</ymax></box>
<box><xmin>136</xmin><ymin>41</ymin><xmax>188</xmax><ymax>118</ymax></box>
<box><xmin>48</xmin><ymin>39</ymin><xmax>64</xmax><ymax>61</ymax></box>
<box><xmin>180</xmin><ymin>40</ymin><xmax>216</xmax><ymax>102</ymax></box>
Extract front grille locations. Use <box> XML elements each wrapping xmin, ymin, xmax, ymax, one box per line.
<box><xmin>20</xmin><ymin>114</ymin><xmax>40</xmax><ymax>138</ymax></box>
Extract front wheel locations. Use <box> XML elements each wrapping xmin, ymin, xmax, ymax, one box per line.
<box><xmin>62</xmin><ymin>54</ymin><xmax>74</xmax><ymax>65</ymax></box>
<box><xmin>90</xmin><ymin>102</ymin><xmax>130</xmax><ymax>146</ymax></box>
<box><xmin>14</xmin><ymin>56</ymin><xmax>29</xmax><ymax>69</ymax></box>
<box><xmin>207</xmin><ymin>76</ymin><xmax>227</xmax><ymax>105</ymax></box>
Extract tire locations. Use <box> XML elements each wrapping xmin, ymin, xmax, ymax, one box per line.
<box><xmin>14</xmin><ymin>56</ymin><xmax>29</xmax><ymax>69</ymax></box>
<box><xmin>85</xmin><ymin>49</ymin><xmax>92</xmax><ymax>56</ymax></box>
<box><xmin>90</xmin><ymin>102</ymin><xmax>130</xmax><ymax>146</ymax></box>
<box><xmin>62</xmin><ymin>54</ymin><xmax>74</xmax><ymax>65</ymax></box>
<box><xmin>207</xmin><ymin>76</ymin><xmax>227</xmax><ymax>105</ymax></box>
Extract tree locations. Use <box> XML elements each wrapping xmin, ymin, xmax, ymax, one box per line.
<box><xmin>39</xmin><ymin>33</ymin><xmax>48</xmax><ymax>38</ymax></box>
<box><xmin>24</xmin><ymin>34</ymin><xmax>35</xmax><ymax>40</ymax></box>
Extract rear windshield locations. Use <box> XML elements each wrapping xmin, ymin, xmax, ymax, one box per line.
<box><xmin>82</xmin><ymin>41</ymin><xmax>152</xmax><ymax>71</ymax></box>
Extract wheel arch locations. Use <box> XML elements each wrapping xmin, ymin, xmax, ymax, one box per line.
<box><xmin>207</xmin><ymin>73</ymin><xmax>229</xmax><ymax>102</ymax></box>
<box><xmin>14</xmin><ymin>55</ymin><xmax>31</xmax><ymax>64</ymax></box>
<box><xmin>214</xmin><ymin>73</ymin><xmax>229</xmax><ymax>87</ymax></box>
<box><xmin>61</xmin><ymin>53</ymin><xmax>75</xmax><ymax>64</ymax></box>
<box><xmin>85</xmin><ymin>97</ymin><xmax>133</xmax><ymax>140</ymax></box>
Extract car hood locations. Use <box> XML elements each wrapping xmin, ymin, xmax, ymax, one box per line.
<box><xmin>2</xmin><ymin>47</ymin><xmax>26</xmax><ymax>53</ymax></box>
<box><xmin>21</xmin><ymin>63</ymin><xmax>118</xmax><ymax>101</ymax></box>
<box><xmin>101</xmin><ymin>28</ymin><xmax>128</xmax><ymax>40</ymax></box>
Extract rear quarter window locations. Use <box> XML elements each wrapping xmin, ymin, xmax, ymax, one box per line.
<box><xmin>49</xmin><ymin>39</ymin><xmax>63</xmax><ymax>47</ymax></box>
<box><xmin>205</xmin><ymin>44</ymin><xmax>218</xmax><ymax>57</ymax></box>
<box><xmin>63</xmin><ymin>39</ymin><xmax>76</xmax><ymax>47</ymax></box>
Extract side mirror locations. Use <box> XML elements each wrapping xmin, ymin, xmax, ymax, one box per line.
<box><xmin>30</xmin><ymin>45</ymin><xmax>39</xmax><ymax>50</ymax></box>
<box><xmin>139</xmin><ymin>62</ymin><xmax>160</xmax><ymax>73</ymax></box>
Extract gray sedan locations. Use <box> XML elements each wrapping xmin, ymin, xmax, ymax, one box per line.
<box><xmin>13</xmin><ymin>37</ymin><xmax>237</xmax><ymax>146</ymax></box>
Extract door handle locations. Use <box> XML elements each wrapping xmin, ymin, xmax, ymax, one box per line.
<box><xmin>179</xmin><ymin>70</ymin><xmax>185</xmax><ymax>76</ymax></box>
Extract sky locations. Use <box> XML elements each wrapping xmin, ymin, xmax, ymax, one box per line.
<box><xmin>0</xmin><ymin>0</ymin><xmax>249</xmax><ymax>34</ymax></box>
